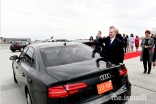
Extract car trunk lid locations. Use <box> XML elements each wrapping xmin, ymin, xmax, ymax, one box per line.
<box><xmin>46</xmin><ymin>60</ymin><xmax>127</xmax><ymax>103</ymax></box>
<box><xmin>46</xmin><ymin>59</ymin><xmax>117</xmax><ymax>81</ymax></box>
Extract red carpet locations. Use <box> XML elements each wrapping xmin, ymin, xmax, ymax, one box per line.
<box><xmin>124</xmin><ymin>51</ymin><xmax>141</xmax><ymax>60</ymax></box>
<box><xmin>124</xmin><ymin>48</ymin><xmax>155</xmax><ymax>60</ymax></box>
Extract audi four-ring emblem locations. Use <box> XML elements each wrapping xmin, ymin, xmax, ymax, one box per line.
<box><xmin>100</xmin><ymin>73</ymin><xmax>111</xmax><ymax>81</ymax></box>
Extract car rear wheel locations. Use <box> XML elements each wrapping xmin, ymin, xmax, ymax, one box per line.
<box><xmin>12</xmin><ymin>50</ymin><xmax>16</xmax><ymax>52</ymax></box>
<box><xmin>26</xmin><ymin>90</ymin><xmax>32</xmax><ymax>104</ymax></box>
<box><xmin>13</xmin><ymin>71</ymin><xmax>18</xmax><ymax>83</ymax></box>
<box><xmin>20</xmin><ymin>48</ymin><xmax>24</xmax><ymax>52</ymax></box>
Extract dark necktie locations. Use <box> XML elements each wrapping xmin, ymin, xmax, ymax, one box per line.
<box><xmin>110</xmin><ymin>39</ymin><xmax>112</xmax><ymax>45</ymax></box>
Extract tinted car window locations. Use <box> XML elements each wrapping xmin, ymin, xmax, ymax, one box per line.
<box><xmin>41</xmin><ymin>44</ymin><xmax>99</xmax><ymax>67</ymax></box>
<box><xmin>19</xmin><ymin>47</ymin><xmax>28</xmax><ymax>59</ymax></box>
<box><xmin>31</xmin><ymin>55</ymin><xmax>35</xmax><ymax>68</ymax></box>
<box><xmin>23</xmin><ymin>47</ymin><xmax>35</xmax><ymax>67</ymax></box>
<box><xmin>12</xmin><ymin>42</ymin><xmax>20</xmax><ymax>45</ymax></box>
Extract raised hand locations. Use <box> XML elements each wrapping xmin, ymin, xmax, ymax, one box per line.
<box><xmin>96</xmin><ymin>62</ymin><xmax>100</xmax><ymax>68</ymax></box>
<box><xmin>92</xmin><ymin>53</ymin><xmax>95</xmax><ymax>58</ymax></box>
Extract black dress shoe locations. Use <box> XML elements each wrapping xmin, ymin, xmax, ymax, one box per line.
<box><xmin>143</xmin><ymin>71</ymin><xmax>146</xmax><ymax>73</ymax></box>
<box><xmin>147</xmin><ymin>72</ymin><xmax>150</xmax><ymax>74</ymax></box>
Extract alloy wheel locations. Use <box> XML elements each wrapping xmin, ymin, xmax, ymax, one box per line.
<box><xmin>27</xmin><ymin>90</ymin><xmax>32</xmax><ymax>104</ymax></box>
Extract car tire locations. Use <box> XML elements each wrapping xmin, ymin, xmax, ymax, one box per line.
<box><xmin>12</xmin><ymin>50</ymin><xmax>16</xmax><ymax>52</ymax></box>
<box><xmin>13</xmin><ymin>70</ymin><xmax>18</xmax><ymax>83</ymax></box>
<box><xmin>20</xmin><ymin>48</ymin><xmax>24</xmax><ymax>52</ymax></box>
<box><xmin>26</xmin><ymin>89</ymin><xmax>33</xmax><ymax>104</ymax></box>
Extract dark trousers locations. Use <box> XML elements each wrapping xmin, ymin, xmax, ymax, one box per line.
<box><xmin>124</xmin><ymin>44</ymin><xmax>127</xmax><ymax>53</ymax></box>
<box><xmin>143</xmin><ymin>61</ymin><xmax>151</xmax><ymax>73</ymax></box>
<box><xmin>124</xmin><ymin>46</ymin><xmax>126</xmax><ymax>53</ymax></box>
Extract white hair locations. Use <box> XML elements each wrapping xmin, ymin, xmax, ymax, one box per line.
<box><xmin>115</xmin><ymin>28</ymin><xmax>119</xmax><ymax>34</ymax></box>
<box><xmin>109</xmin><ymin>26</ymin><xmax>116</xmax><ymax>33</ymax></box>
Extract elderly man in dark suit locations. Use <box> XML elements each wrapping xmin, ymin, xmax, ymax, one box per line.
<box><xmin>92</xmin><ymin>26</ymin><xmax>124</xmax><ymax>65</ymax></box>
<box><xmin>109</xmin><ymin>26</ymin><xmax>124</xmax><ymax>44</ymax></box>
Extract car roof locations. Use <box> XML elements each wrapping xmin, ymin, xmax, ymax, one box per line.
<box><xmin>30</xmin><ymin>42</ymin><xmax>82</xmax><ymax>49</ymax></box>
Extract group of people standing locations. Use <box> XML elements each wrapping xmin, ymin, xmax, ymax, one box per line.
<box><xmin>89</xmin><ymin>28</ymin><xmax>156</xmax><ymax>75</ymax></box>
<box><xmin>89</xmin><ymin>33</ymin><xmax>140</xmax><ymax>53</ymax></box>
<box><xmin>123</xmin><ymin>34</ymin><xmax>140</xmax><ymax>53</ymax></box>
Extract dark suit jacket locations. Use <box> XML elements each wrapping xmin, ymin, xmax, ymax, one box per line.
<box><xmin>93</xmin><ymin>39</ymin><xmax>101</xmax><ymax>51</ymax></box>
<box><xmin>94</xmin><ymin>39</ymin><xmax>98</xmax><ymax>42</ymax></box>
<box><xmin>116</xmin><ymin>34</ymin><xmax>123</xmax><ymax>42</ymax></box>
<box><xmin>96</xmin><ymin>37</ymin><xmax>124</xmax><ymax>64</ymax></box>
<box><xmin>153</xmin><ymin>45</ymin><xmax>156</xmax><ymax>62</ymax></box>
<box><xmin>116</xmin><ymin>33</ymin><xmax>124</xmax><ymax>47</ymax></box>
<box><xmin>123</xmin><ymin>37</ymin><xmax>127</xmax><ymax>46</ymax></box>
<box><xmin>154</xmin><ymin>37</ymin><xmax>156</xmax><ymax>44</ymax></box>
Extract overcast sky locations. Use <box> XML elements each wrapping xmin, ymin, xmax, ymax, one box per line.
<box><xmin>1</xmin><ymin>0</ymin><xmax>156</xmax><ymax>40</ymax></box>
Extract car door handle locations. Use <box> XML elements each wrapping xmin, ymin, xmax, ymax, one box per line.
<box><xmin>22</xmin><ymin>73</ymin><xmax>25</xmax><ymax>77</ymax></box>
<box><xmin>27</xmin><ymin>77</ymin><xmax>32</xmax><ymax>83</ymax></box>
<box><xmin>16</xmin><ymin>66</ymin><xmax>18</xmax><ymax>69</ymax></box>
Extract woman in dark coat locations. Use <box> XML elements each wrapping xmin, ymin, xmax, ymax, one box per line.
<box><xmin>140</xmin><ymin>30</ymin><xmax>154</xmax><ymax>74</ymax></box>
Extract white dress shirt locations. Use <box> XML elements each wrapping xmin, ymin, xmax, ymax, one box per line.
<box><xmin>110</xmin><ymin>37</ymin><xmax>115</xmax><ymax>44</ymax></box>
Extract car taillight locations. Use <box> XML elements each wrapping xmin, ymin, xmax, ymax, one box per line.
<box><xmin>119</xmin><ymin>68</ymin><xmax>127</xmax><ymax>76</ymax></box>
<box><xmin>16</xmin><ymin>44</ymin><xmax>19</xmax><ymax>46</ymax></box>
<box><xmin>48</xmin><ymin>82</ymin><xmax>88</xmax><ymax>98</ymax></box>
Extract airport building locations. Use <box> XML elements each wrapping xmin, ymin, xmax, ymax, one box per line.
<box><xmin>0</xmin><ymin>37</ymin><xmax>31</xmax><ymax>44</ymax></box>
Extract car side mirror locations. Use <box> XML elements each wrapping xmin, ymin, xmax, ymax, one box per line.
<box><xmin>10</xmin><ymin>55</ymin><xmax>19</xmax><ymax>60</ymax></box>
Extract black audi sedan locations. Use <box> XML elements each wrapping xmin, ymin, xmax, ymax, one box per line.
<box><xmin>10</xmin><ymin>42</ymin><xmax>131</xmax><ymax>104</ymax></box>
